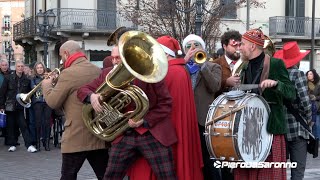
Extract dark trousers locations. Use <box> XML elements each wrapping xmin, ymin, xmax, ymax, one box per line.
<box><xmin>287</xmin><ymin>137</ymin><xmax>307</xmax><ymax>180</ymax></box>
<box><xmin>33</xmin><ymin>103</ymin><xmax>52</xmax><ymax>140</ymax></box>
<box><xmin>28</xmin><ymin>106</ymin><xmax>36</xmax><ymax>143</ymax></box>
<box><xmin>198</xmin><ymin>125</ymin><xmax>222</xmax><ymax>180</ymax></box>
<box><xmin>6</xmin><ymin>109</ymin><xmax>32</xmax><ymax>147</ymax></box>
<box><xmin>61</xmin><ymin>149</ymin><xmax>109</xmax><ymax>180</ymax></box>
<box><xmin>104</xmin><ymin>131</ymin><xmax>176</xmax><ymax>180</ymax></box>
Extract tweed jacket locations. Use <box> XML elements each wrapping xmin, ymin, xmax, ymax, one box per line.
<box><xmin>212</xmin><ymin>55</ymin><xmax>232</xmax><ymax>96</ymax></box>
<box><xmin>240</xmin><ymin>55</ymin><xmax>296</xmax><ymax>135</ymax></box>
<box><xmin>194</xmin><ymin>61</ymin><xmax>222</xmax><ymax>126</ymax></box>
<box><xmin>42</xmin><ymin>58</ymin><xmax>106</xmax><ymax>153</ymax></box>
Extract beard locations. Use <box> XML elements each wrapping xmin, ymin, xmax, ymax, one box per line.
<box><xmin>226</xmin><ymin>50</ymin><xmax>240</xmax><ymax>61</ymax></box>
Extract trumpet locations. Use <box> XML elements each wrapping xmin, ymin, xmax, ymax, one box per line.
<box><xmin>16</xmin><ymin>67</ymin><xmax>63</xmax><ymax>108</ymax></box>
<box><xmin>194</xmin><ymin>50</ymin><xmax>207</xmax><ymax>64</ymax></box>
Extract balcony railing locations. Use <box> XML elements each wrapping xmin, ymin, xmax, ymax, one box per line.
<box><xmin>269</xmin><ymin>16</ymin><xmax>320</xmax><ymax>38</ymax></box>
<box><xmin>13</xmin><ymin>8</ymin><xmax>132</xmax><ymax>41</ymax></box>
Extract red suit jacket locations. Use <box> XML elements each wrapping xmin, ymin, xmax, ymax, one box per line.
<box><xmin>77</xmin><ymin>67</ymin><xmax>177</xmax><ymax>147</ymax></box>
<box><xmin>127</xmin><ymin>58</ymin><xmax>204</xmax><ymax>180</ymax></box>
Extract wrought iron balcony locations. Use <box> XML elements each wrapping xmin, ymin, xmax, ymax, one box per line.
<box><xmin>269</xmin><ymin>16</ymin><xmax>320</xmax><ymax>39</ymax></box>
<box><xmin>13</xmin><ymin>8</ymin><xmax>130</xmax><ymax>42</ymax></box>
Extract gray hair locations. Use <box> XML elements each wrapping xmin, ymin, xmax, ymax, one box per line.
<box><xmin>0</xmin><ymin>59</ymin><xmax>9</xmax><ymax>64</ymax></box>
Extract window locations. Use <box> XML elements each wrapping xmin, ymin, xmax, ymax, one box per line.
<box><xmin>221</xmin><ymin>0</ymin><xmax>237</xmax><ymax>19</ymax></box>
<box><xmin>3</xmin><ymin>15</ymin><xmax>10</xmax><ymax>28</ymax></box>
<box><xmin>2</xmin><ymin>41</ymin><xmax>10</xmax><ymax>54</ymax></box>
<box><xmin>285</xmin><ymin>0</ymin><xmax>305</xmax><ymax>17</ymax></box>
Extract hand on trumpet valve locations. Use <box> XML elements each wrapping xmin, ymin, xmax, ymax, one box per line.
<box><xmin>41</xmin><ymin>75</ymin><xmax>55</xmax><ymax>88</ymax></box>
<box><xmin>184</xmin><ymin>46</ymin><xmax>198</xmax><ymax>63</ymax></box>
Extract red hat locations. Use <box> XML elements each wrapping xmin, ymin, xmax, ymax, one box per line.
<box><xmin>242</xmin><ymin>28</ymin><xmax>265</xmax><ymax>47</ymax></box>
<box><xmin>157</xmin><ymin>35</ymin><xmax>182</xmax><ymax>57</ymax></box>
<box><xmin>273</xmin><ymin>41</ymin><xmax>310</xmax><ymax>68</ymax></box>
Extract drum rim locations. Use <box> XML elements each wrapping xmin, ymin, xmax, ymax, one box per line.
<box><xmin>205</xmin><ymin>93</ymin><xmax>273</xmax><ymax>162</ymax></box>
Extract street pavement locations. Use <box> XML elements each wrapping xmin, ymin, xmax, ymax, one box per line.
<box><xmin>1</xmin><ymin>136</ymin><xmax>320</xmax><ymax>180</ymax></box>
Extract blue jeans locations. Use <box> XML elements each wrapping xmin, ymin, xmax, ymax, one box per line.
<box><xmin>312</xmin><ymin>115</ymin><xmax>320</xmax><ymax>138</ymax></box>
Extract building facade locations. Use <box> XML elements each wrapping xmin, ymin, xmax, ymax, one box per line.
<box><xmin>0</xmin><ymin>0</ymin><xmax>24</xmax><ymax>68</ymax></box>
<box><xmin>220</xmin><ymin>0</ymin><xmax>320</xmax><ymax>72</ymax></box>
<box><xmin>14</xmin><ymin>0</ymin><xmax>133</xmax><ymax>69</ymax></box>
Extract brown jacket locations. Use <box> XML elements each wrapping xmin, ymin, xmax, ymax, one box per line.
<box><xmin>212</xmin><ymin>56</ymin><xmax>232</xmax><ymax>96</ymax></box>
<box><xmin>194</xmin><ymin>61</ymin><xmax>221</xmax><ymax>126</ymax></box>
<box><xmin>42</xmin><ymin>58</ymin><xmax>106</xmax><ymax>153</ymax></box>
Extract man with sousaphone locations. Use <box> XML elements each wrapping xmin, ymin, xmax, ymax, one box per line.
<box><xmin>77</xmin><ymin>28</ymin><xmax>178</xmax><ymax>179</ymax></box>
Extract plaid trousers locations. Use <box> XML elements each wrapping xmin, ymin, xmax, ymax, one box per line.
<box><xmin>234</xmin><ymin>135</ymin><xmax>287</xmax><ymax>180</ymax></box>
<box><xmin>103</xmin><ymin>131</ymin><xmax>176</xmax><ymax>180</ymax></box>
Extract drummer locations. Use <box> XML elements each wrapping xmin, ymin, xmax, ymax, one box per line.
<box><xmin>234</xmin><ymin>28</ymin><xmax>295</xmax><ymax>180</ymax></box>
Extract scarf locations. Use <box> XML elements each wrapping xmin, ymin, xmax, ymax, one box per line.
<box><xmin>64</xmin><ymin>52</ymin><xmax>87</xmax><ymax>68</ymax></box>
<box><xmin>308</xmin><ymin>81</ymin><xmax>316</xmax><ymax>92</ymax></box>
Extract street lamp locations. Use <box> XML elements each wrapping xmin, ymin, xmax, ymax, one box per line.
<box><xmin>173</xmin><ymin>0</ymin><xmax>224</xmax><ymax>36</ymax></box>
<box><xmin>5</xmin><ymin>45</ymin><xmax>14</xmax><ymax>69</ymax></box>
<box><xmin>36</xmin><ymin>9</ymin><xmax>56</xmax><ymax>66</ymax></box>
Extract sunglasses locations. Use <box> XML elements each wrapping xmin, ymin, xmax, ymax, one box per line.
<box><xmin>229</xmin><ymin>40</ymin><xmax>241</xmax><ymax>47</ymax></box>
<box><xmin>185</xmin><ymin>42</ymin><xmax>201</xmax><ymax>49</ymax></box>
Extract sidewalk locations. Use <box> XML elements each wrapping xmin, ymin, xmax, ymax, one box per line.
<box><xmin>0</xmin><ymin>137</ymin><xmax>96</xmax><ymax>180</ymax></box>
<box><xmin>0</xmin><ymin>136</ymin><xmax>320</xmax><ymax>179</ymax></box>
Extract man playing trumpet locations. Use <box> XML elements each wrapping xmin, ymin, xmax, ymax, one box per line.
<box><xmin>182</xmin><ymin>34</ymin><xmax>222</xmax><ymax>180</ymax></box>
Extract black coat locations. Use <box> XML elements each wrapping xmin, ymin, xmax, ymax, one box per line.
<box><xmin>0</xmin><ymin>71</ymin><xmax>31</xmax><ymax>111</ymax></box>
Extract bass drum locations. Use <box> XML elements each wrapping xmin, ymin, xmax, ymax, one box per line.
<box><xmin>205</xmin><ymin>91</ymin><xmax>273</xmax><ymax>162</ymax></box>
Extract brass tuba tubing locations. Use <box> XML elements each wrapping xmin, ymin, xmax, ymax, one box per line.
<box><xmin>16</xmin><ymin>67</ymin><xmax>63</xmax><ymax>108</ymax></box>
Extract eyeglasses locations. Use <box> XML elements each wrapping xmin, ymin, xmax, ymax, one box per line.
<box><xmin>228</xmin><ymin>40</ymin><xmax>241</xmax><ymax>48</ymax></box>
<box><xmin>185</xmin><ymin>42</ymin><xmax>201</xmax><ymax>49</ymax></box>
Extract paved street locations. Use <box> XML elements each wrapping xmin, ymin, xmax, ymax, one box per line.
<box><xmin>0</xmin><ymin>136</ymin><xmax>320</xmax><ymax>180</ymax></box>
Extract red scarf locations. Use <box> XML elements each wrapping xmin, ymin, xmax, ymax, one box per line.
<box><xmin>64</xmin><ymin>52</ymin><xmax>87</xmax><ymax>68</ymax></box>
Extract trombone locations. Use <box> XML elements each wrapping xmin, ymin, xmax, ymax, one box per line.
<box><xmin>16</xmin><ymin>67</ymin><xmax>63</xmax><ymax>108</ymax></box>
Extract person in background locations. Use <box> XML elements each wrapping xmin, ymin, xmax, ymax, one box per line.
<box><xmin>212</xmin><ymin>30</ymin><xmax>242</xmax><ymax>96</ymax></box>
<box><xmin>306</xmin><ymin>69</ymin><xmax>320</xmax><ymax>138</ymax></box>
<box><xmin>183</xmin><ymin>34</ymin><xmax>222</xmax><ymax>180</ymax></box>
<box><xmin>0</xmin><ymin>59</ymin><xmax>11</xmax><ymax>75</ymax></box>
<box><xmin>103</xmin><ymin>56</ymin><xmax>113</xmax><ymax>69</ymax></box>
<box><xmin>31</xmin><ymin>62</ymin><xmax>53</xmax><ymax>151</ymax></box>
<box><xmin>274</xmin><ymin>41</ymin><xmax>311</xmax><ymax>180</ymax></box>
<box><xmin>41</xmin><ymin>40</ymin><xmax>108</xmax><ymax>180</ymax></box>
<box><xmin>0</xmin><ymin>60</ymin><xmax>37</xmax><ymax>153</ymax></box>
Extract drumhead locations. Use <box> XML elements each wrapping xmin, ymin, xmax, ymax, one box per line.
<box><xmin>234</xmin><ymin>94</ymin><xmax>273</xmax><ymax>162</ymax></box>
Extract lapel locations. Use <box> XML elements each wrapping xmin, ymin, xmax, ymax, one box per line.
<box><xmin>195</xmin><ymin>68</ymin><xmax>202</xmax><ymax>88</ymax></box>
<box><xmin>259</xmin><ymin>55</ymin><xmax>271</xmax><ymax>93</ymax></box>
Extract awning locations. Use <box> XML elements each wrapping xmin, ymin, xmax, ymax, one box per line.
<box><xmin>84</xmin><ymin>40</ymin><xmax>112</xmax><ymax>51</ymax></box>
